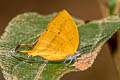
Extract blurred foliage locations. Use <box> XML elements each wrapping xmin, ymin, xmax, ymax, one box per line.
<box><xmin>109</xmin><ymin>0</ymin><xmax>118</xmax><ymax>14</ymax></box>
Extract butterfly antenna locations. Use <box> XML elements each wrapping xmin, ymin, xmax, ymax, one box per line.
<box><xmin>80</xmin><ymin>44</ymin><xmax>92</xmax><ymax>50</ymax></box>
<box><xmin>76</xmin><ymin>44</ymin><xmax>92</xmax><ymax>56</ymax></box>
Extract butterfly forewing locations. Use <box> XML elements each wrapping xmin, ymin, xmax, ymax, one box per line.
<box><xmin>33</xmin><ymin>10</ymin><xmax>79</xmax><ymax>60</ymax></box>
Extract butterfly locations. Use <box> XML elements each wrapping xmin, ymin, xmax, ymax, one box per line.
<box><xmin>12</xmin><ymin>10</ymin><xmax>87</xmax><ymax>64</ymax></box>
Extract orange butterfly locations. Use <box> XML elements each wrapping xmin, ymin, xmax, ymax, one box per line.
<box><xmin>13</xmin><ymin>10</ymin><xmax>81</xmax><ymax>63</ymax></box>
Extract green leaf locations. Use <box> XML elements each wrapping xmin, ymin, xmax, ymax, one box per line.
<box><xmin>0</xmin><ymin>12</ymin><xmax>120</xmax><ymax>80</ymax></box>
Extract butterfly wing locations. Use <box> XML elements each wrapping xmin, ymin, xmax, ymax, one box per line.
<box><xmin>32</xmin><ymin>10</ymin><xmax>79</xmax><ymax>60</ymax></box>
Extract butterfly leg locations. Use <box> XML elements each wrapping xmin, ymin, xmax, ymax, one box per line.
<box><xmin>68</xmin><ymin>53</ymin><xmax>78</xmax><ymax>64</ymax></box>
<box><xmin>63</xmin><ymin>55</ymin><xmax>76</xmax><ymax>64</ymax></box>
<box><xmin>63</xmin><ymin>56</ymin><xmax>69</xmax><ymax>63</ymax></box>
<box><xmin>64</xmin><ymin>51</ymin><xmax>82</xmax><ymax>64</ymax></box>
<box><xmin>64</xmin><ymin>45</ymin><xmax>92</xmax><ymax>64</ymax></box>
